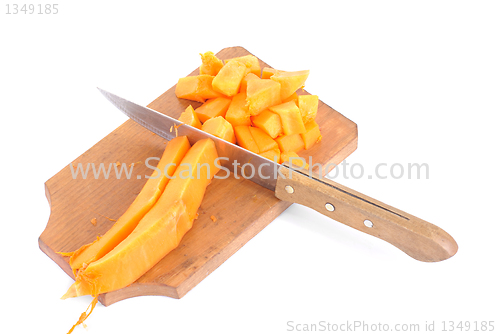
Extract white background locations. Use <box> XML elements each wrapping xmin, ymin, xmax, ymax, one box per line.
<box><xmin>1</xmin><ymin>1</ymin><xmax>499</xmax><ymax>333</ymax></box>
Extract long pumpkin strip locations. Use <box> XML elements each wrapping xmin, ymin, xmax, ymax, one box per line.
<box><xmin>68</xmin><ymin>136</ymin><xmax>191</xmax><ymax>271</ymax></box>
<box><xmin>63</xmin><ymin>138</ymin><xmax>220</xmax><ymax>297</ymax></box>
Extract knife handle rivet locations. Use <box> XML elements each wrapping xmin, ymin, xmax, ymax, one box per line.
<box><xmin>325</xmin><ymin>203</ymin><xmax>335</xmax><ymax>212</ymax></box>
<box><xmin>364</xmin><ymin>219</ymin><xmax>374</xmax><ymax>228</ymax></box>
<box><xmin>285</xmin><ymin>185</ymin><xmax>295</xmax><ymax>194</ymax></box>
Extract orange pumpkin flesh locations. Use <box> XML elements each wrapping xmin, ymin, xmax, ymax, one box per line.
<box><xmin>226</xmin><ymin>55</ymin><xmax>261</xmax><ymax>76</ymax></box>
<box><xmin>239</xmin><ymin>73</ymin><xmax>260</xmax><ymax>94</ymax></box>
<box><xmin>259</xmin><ymin>148</ymin><xmax>280</xmax><ymax>162</ymax></box>
<box><xmin>276</xmin><ymin>134</ymin><xmax>305</xmax><ymax>153</ymax></box>
<box><xmin>178</xmin><ymin>105</ymin><xmax>202</xmax><ymax>129</ymax></box>
<box><xmin>282</xmin><ymin>92</ymin><xmax>299</xmax><ymax>105</ymax></box>
<box><xmin>249</xmin><ymin>126</ymin><xmax>278</xmax><ymax>153</ymax></box>
<box><xmin>212</xmin><ymin>59</ymin><xmax>247</xmax><ymax>97</ymax></box>
<box><xmin>199</xmin><ymin>51</ymin><xmax>224</xmax><ymax>76</ymax></box>
<box><xmin>246</xmin><ymin>78</ymin><xmax>282</xmax><ymax>116</ymax></box>
<box><xmin>225</xmin><ymin>92</ymin><xmax>251</xmax><ymax>127</ymax></box>
<box><xmin>176</xmin><ymin>52</ymin><xmax>320</xmax><ymax>165</ymax></box>
<box><xmin>298</xmin><ymin>94</ymin><xmax>319</xmax><ymax>123</ymax></box>
<box><xmin>63</xmin><ymin>139</ymin><xmax>220</xmax><ymax>297</ymax></box>
<box><xmin>261</xmin><ymin>67</ymin><xmax>278</xmax><ymax>79</ymax></box>
<box><xmin>234</xmin><ymin>125</ymin><xmax>259</xmax><ymax>153</ymax></box>
<box><xmin>195</xmin><ymin>97</ymin><xmax>232</xmax><ymax>123</ymax></box>
<box><xmin>269</xmin><ymin>101</ymin><xmax>307</xmax><ymax>136</ymax></box>
<box><xmin>251</xmin><ymin>109</ymin><xmax>283</xmax><ymax>139</ymax></box>
<box><xmin>201</xmin><ymin>116</ymin><xmax>236</xmax><ymax>144</ymax></box>
<box><xmin>271</xmin><ymin>70</ymin><xmax>310</xmax><ymax>100</ymax></box>
<box><xmin>301</xmin><ymin>120</ymin><xmax>322</xmax><ymax>150</ymax></box>
<box><xmin>280</xmin><ymin>151</ymin><xmax>309</xmax><ymax>169</ymax></box>
<box><xmin>69</xmin><ymin>136</ymin><xmax>191</xmax><ymax>271</ymax></box>
<box><xmin>175</xmin><ymin>75</ymin><xmax>222</xmax><ymax>103</ymax></box>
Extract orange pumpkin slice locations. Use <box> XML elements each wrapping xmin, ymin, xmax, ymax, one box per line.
<box><xmin>175</xmin><ymin>75</ymin><xmax>222</xmax><ymax>103</ymax></box>
<box><xmin>178</xmin><ymin>105</ymin><xmax>202</xmax><ymax>129</ymax></box>
<box><xmin>270</xmin><ymin>70</ymin><xmax>310</xmax><ymax>100</ymax></box>
<box><xmin>195</xmin><ymin>97</ymin><xmax>232</xmax><ymax>123</ymax></box>
<box><xmin>199</xmin><ymin>51</ymin><xmax>224</xmax><ymax>76</ymax></box>
<box><xmin>201</xmin><ymin>116</ymin><xmax>236</xmax><ymax>144</ymax></box>
<box><xmin>68</xmin><ymin>136</ymin><xmax>191</xmax><ymax>272</ymax></box>
<box><xmin>63</xmin><ymin>139</ymin><xmax>220</xmax><ymax>297</ymax></box>
<box><xmin>269</xmin><ymin>101</ymin><xmax>306</xmax><ymax>136</ymax></box>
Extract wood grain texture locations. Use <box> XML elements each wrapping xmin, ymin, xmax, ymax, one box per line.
<box><xmin>38</xmin><ymin>46</ymin><xmax>358</xmax><ymax>306</ymax></box>
<box><xmin>275</xmin><ymin>164</ymin><xmax>458</xmax><ymax>262</ymax></box>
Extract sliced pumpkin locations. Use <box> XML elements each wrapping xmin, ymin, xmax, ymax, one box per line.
<box><xmin>175</xmin><ymin>75</ymin><xmax>222</xmax><ymax>103</ymax></box>
<box><xmin>246</xmin><ymin>78</ymin><xmax>282</xmax><ymax>116</ymax></box>
<box><xmin>269</xmin><ymin>101</ymin><xmax>306</xmax><ymax>136</ymax></box>
<box><xmin>276</xmin><ymin>134</ymin><xmax>305</xmax><ymax>153</ymax></box>
<box><xmin>281</xmin><ymin>151</ymin><xmax>309</xmax><ymax>169</ymax></box>
<box><xmin>202</xmin><ymin>116</ymin><xmax>236</xmax><ymax>144</ymax></box>
<box><xmin>63</xmin><ymin>139</ymin><xmax>220</xmax><ymax>297</ymax></box>
<box><xmin>298</xmin><ymin>94</ymin><xmax>318</xmax><ymax>123</ymax></box>
<box><xmin>282</xmin><ymin>92</ymin><xmax>299</xmax><ymax>105</ymax></box>
<box><xmin>68</xmin><ymin>136</ymin><xmax>192</xmax><ymax>272</ymax></box>
<box><xmin>239</xmin><ymin>73</ymin><xmax>260</xmax><ymax>94</ymax></box>
<box><xmin>225</xmin><ymin>92</ymin><xmax>251</xmax><ymax>127</ymax></box>
<box><xmin>234</xmin><ymin>125</ymin><xmax>259</xmax><ymax>153</ymax></box>
<box><xmin>301</xmin><ymin>120</ymin><xmax>321</xmax><ymax>150</ymax></box>
<box><xmin>178</xmin><ymin>105</ymin><xmax>202</xmax><ymax>129</ymax></box>
<box><xmin>226</xmin><ymin>54</ymin><xmax>261</xmax><ymax>76</ymax></box>
<box><xmin>249</xmin><ymin>127</ymin><xmax>278</xmax><ymax>153</ymax></box>
<box><xmin>259</xmin><ymin>148</ymin><xmax>281</xmax><ymax>162</ymax></box>
<box><xmin>271</xmin><ymin>70</ymin><xmax>310</xmax><ymax>100</ymax></box>
<box><xmin>251</xmin><ymin>109</ymin><xmax>283</xmax><ymax>139</ymax></box>
<box><xmin>261</xmin><ymin>67</ymin><xmax>278</xmax><ymax>79</ymax></box>
<box><xmin>199</xmin><ymin>51</ymin><xmax>224</xmax><ymax>76</ymax></box>
<box><xmin>195</xmin><ymin>97</ymin><xmax>232</xmax><ymax>123</ymax></box>
<box><xmin>212</xmin><ymin>59</ymin><xmax>247</xmax><ymax>97</ymax></box>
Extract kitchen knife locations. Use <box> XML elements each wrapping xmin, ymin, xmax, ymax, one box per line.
<box><xmin>98</xmin><ymin>88</ymin><xmax>458</xmax><ymax>262</ymax></box>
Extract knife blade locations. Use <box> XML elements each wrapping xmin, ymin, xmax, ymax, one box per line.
<box><xmin>98</xmin><ymin>87</ymin><xmax>278</xmax><ymax>191</ymax></box>
<box><xmin>98</xmin><ymin>88</ymin><xmax>458</xmax><ymax>262</ymax></box>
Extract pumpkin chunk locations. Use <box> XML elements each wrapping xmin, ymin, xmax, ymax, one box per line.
<box><xmin>251</xmin><ymin>109</ymin><xmax>283</xmax><ymax>139</ymax></box>
<box><xmin>269</xmin><ymin>101</ymin><xmax>307</xmax><ymax>136</ymax></box>
<box><xmin>259</xmin><ymin>148</ymin><xmax>280</xmax><ymax>162</ymax></box>
<box><xmin>212</xmin><ymin>59</ymin><xmax>247</xmax><ymax>97</ymax></box>
<box><xmin>246</xmin><ymin>79</ymin><xmax>282</xmax><ymax>116</ymax></box>
<box><xmin>239</xmin><ymin>73</ymin><xmax>260</xmax><ymax>94</ymax></box>
<box><xmin>261</xmin><ymin>67</ymin><xmax>278</xmax><ymax>79</ymax></box>
<box><xmin>225</xmin><ymin>92</ymin><xmax>251</xmax><ymax>127</ymax></box>
<box><xmin>178</xmin><ymin>105</ymin><xmax>202</xmax><ymax>129</ymax></box>
<box><xmin>199</xmin><ymin>51</ymin><xmax>224</xmax><ymax>76</ymax></box>
<box><xmin>226</xmin><ymin>55</ymin><xmax>261</xmax><ymax>76</ymax></box>
<box><xmin>281</xmin><ymin>151</ymin><xmax>309</xmax><ymax>169</ymax></box>
<box><xmin>249</xmin><ymin>127</ymin><xmax>278</xmax><ymax>153</ymax></box>
<box><xmin>298</xmin><ymin>94</ymin><xmax>318</xmax><ymax>123</ymax></box>
<box><xmin>276</xmin><ymin>134</ymin><xmax>305</xmax><ymax>153</ymax></box>
<box><xmin>234</xmin><ymin>125</ymin><xmax>259</xmax><ymax>153</ymax></box>
<box><xmin>175</xmin><ymin>75</ymin><xmax>222</xmax><ymax>103</ymax></box>
<box><xmin>201</xmin><ymin>116</ymin><xmax>236</xmax><ymax>144</ymax></box>
<box><xmin>68</xmin><ymin>136</ymin><xmax>192</xmax><ymax>272</ymax></box>
<box><xmin>271</xmin><ymin>70</ymin><xmax>310</xmax><ymax>100</ymax></box>
<box><xmin>195</xmin><ymin>97</ymin><xmax>232</xmax><ymax>123</ymax></box>
<box><xmin>282</xmin><ymin>92</ymin><xmax>299</xmax><ymax>105</ymax></box>
<box><xmin>301</xmin><ymin>120</ymin><xmax>322</xmax><ymax>150</ymax></box>
<box><xmin>63</xmin><ymin>139</ymin><xmax>220</xmax><ymax>297</ymax></box>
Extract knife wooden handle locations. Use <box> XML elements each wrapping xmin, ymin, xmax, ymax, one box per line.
<box><xmin>275</xmin><ymin>164</ymin><xmax>458</xmax><ymax>262</ymax></box>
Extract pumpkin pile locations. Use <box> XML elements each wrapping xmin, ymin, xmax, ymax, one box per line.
<box><xmin>62</xmin><ymin>51</ymin><xmax>322</xmax><ymax>333</ymax></box>
<box><xmin>176</xmin><ymin>51</ymin><xmax>322</xmax><ymax>169</ymax></box>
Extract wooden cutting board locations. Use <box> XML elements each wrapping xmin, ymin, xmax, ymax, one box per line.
<box><xmin>39</xmin><ymin>46</ymin><xmax>358</xmax><ymax>306</ymax></box>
